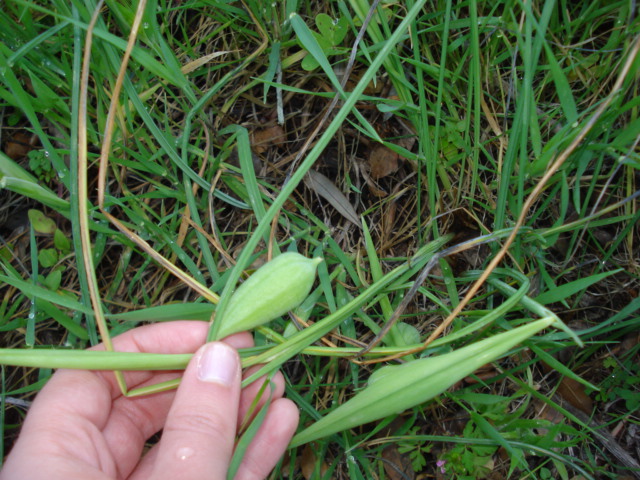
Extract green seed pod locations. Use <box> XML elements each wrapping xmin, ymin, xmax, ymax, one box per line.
<box><xmin>216</xmin><ymin>252</ymin><xmax>322</xmax><ymax>339</ymax></box>
<box><xmin>290</xmin><ymin>317</ymin><xmax>554</xmax><ymax>447</ymax></box>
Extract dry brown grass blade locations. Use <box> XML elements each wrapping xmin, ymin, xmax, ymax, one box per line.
<box><xmin>175</xmin><ymin>121</ymin><xmax>211</xmax><ymax>253</ymax></box>
<box><xmin>78</xmin><ymin>0</ymin><xmax>110</xmax><ymax>347</ymax></box>
<box><xmin>94</xmin><ymin>2</ymin><xmax>219</xmax><ymax>305</ymax></box>
<box><xmin>207</xmin><ymin>168</ymin><xmax>237</xmax><ymax>268</ymax></box>
<box><xmin>366</xmin><ymin>34</ymin><xmax>640</xmax><ymax>363</ymax></box>
<box><xmin>78</xmin><ymin>0</ymin><xmax>125</xmax><ymax>393</ymax></box>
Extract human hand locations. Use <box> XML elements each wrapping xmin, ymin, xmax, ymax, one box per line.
<box><xmin>0</xmin><ymin>321</ymin><xmax>299</xmax><ymax>480</ymax></box>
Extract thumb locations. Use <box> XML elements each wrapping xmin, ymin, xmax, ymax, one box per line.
<box><xmin>151</xmin><ymin>341</ymin><xmax>241</xmax><ymax>480</ymax></box>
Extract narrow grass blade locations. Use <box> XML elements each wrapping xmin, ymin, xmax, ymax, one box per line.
<box><xmin>0</xmin><ymin>274</ymin><xmax>93</xmax><ymax>315</ymax></box>
<box><xmin>534</xmin><ymin>269</ymin><xmax>622</xmax><ymax>305</ymax></box>
<box><xmin>0</xmin><ymin>153</ymin><xmax>70</xmax><ymax>213</ymax></box>
<box><xmin>227</xmin><ymin>385</ymin><xmax>272</xmax><ymax>480</ymax></box>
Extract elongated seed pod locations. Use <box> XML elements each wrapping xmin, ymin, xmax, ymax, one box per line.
<box><xmin>289</xmin><ymin>317</ymin><xmax>555</xmax><ymax>447</ymax></box>
<box><xmin>215</xmin><ymin>252</ymin><xmax>322</xmax><ymax>339</ymax></box>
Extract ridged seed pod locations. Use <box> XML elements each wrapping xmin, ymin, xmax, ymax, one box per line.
<box><xmin>289</xmin><ymin>317</ymin><xmax>554</xmax><ymax>447</ymax></box>
<box><xmin>216</xmin><ymin>252</ymin><xmax>322</xmax><ymax>339</ymax></box>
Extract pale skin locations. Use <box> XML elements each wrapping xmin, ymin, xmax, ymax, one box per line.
<box><xmin>0</xmin><ymin>321</ymin><xmax>299</xmax><ymax>480</ymax></box>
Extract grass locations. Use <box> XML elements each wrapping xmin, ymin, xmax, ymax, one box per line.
<box><xmin>1</xmin><ymin>0</ymin><xmax>640</xmax><ymax>478</ymax></box>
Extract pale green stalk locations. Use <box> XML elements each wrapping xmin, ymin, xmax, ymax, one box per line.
<box><xmin>0</xmin><ymin>349</ymin><xmax>192</xmax><ymax>370</ymax></box>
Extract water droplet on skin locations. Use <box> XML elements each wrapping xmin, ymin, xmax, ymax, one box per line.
<box><xmin>176</xmin><ymin>447</ymin><xmax>194</xmax><ymax>461</ymax></box>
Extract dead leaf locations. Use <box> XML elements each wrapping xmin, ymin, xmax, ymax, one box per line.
<box><xmin>382</xmin><ymin>445</ymin><xmax>415</xmax><ymax>480</ymax></box>
<box><xmin>304</xmin><ymin>169</ymin><xmax>360</xmax><ymax>226</ymax></box>
<box><xmin>358</xmin><ymin>162</ymin><xmax>388</xmax><ymax>197</ymax></box>
<box><xmin>396</xmin><ymin>134</ymin><xmax>416</xmax><ymax>153</ymax></box>
<box><xmin>300</xmin><ymin>444</ymin><xmax>329</xmax><ymax>480</ymax></box>
<box><xmin>540</xmin><ymin>360</ymin><xmax>593</xmax><ymax>414</ymax></box>
<box><xmin>251</xmin><ymin>125</ymin><xmax>286</xmax><ymax>154</ymax></box>
<box><xmin>4</xmin><ymin>132</ymin><xmax>33</xmax><ymax>159</ymax></box>
<box><xmin>369</xmin><ymin>144</ymin><xmax>399</xmax><ymax>179</ymax></box>
<box><xmin>534</xmin><ymin>398</ymin><xmax>566</xmax><ymax>425</ymax></box>
<box><xmin>556</xmin><ymin>376</ymin><xmax>593</xmax><ymax>414</ymax></box>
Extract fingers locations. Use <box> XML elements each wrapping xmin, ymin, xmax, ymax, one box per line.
<box><xmin>136</xmin><ymin>394</ymin><xmax>299</xmax><ymax>480</ymax></box>
<box><xmin>234</xmin><ymin>398</ymin><xmax>299</xmax><ymax>480</ymax></box>
<box><xmin>150</xmin><ymin>341</ymin><xmax>242</xmax><ymax>480</ymax></box>
<box><xmin>97</xmin><ymin>325</ymin><xmax>253</xmax><ymax>469</ymax></box>
<box><xmin>238</xmin><ymin>366</ymin><xmax>285</xmax><ymax>425</ymax></box>
<box><xmin>3</xmin><ymin>322</ymin><xmax>298</xmax><ymax>480</ymax></box>
<box><xmin>7</xmin><ymin>323</ymin><xmax>253</xmax><ymax>479</ymax></box>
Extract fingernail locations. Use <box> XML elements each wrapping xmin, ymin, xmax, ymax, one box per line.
<box><xmin>196</xmin><ymin>342</ymin><xmax>238</xmax><ymax>386</ymax></box>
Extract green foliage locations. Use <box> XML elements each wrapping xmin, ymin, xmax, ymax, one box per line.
<box><xmin>595</xmin><ymin>355</ymin><xmax>640</xmax><ymax>411</ymax></box>
<box><xmin>1</xmin><ymin>0</ymin><xmax>638</xmax><ymax>478</ymax></box>
<box><xmin>438</xmin><ymin>389</ymin><xmax>587</xmax><ymax>479</ymax></box>
<box><xmin>37</xmin><ymin>248</ymin><xmax>58</xmax><ymax>268</ymax></box>
<box><xmin>397</xmin><ymin>427</ymin><xmax>431</xmax><ymax>472</ymax></box>
<box><xmin>27</xmin><ymin>150</ymin><xmax>56</xmax><ymax>183</ymax></box>
<box><xmin>27</xmin><ymin>209</ymin><xmax>71</xmax><ymax>291</ymax></box>
<box><xmin>299</xmin><ymin>13</ymin><xmax>349</xmax><ymax>71</ymax></box>
<box><xmin>28</xmin><ymin>209</ymin><xmax>56</xmax><ymax>234</ymax></box>
<box><xmin>53</xmin><ymin>229</ymin><xmax>71</xmax><ymax>253</ymax></box>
